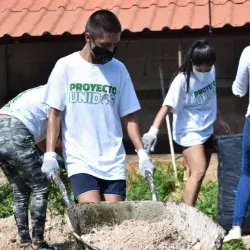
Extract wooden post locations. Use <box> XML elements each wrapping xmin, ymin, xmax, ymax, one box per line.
<box><xmin>178</xmin><ymin>41</ymin><xmax>190</xmax><ymax>182</ymax></box>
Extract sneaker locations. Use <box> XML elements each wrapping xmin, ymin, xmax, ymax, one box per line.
<box><xmin>223</xmin><ymin>226</ymin><xmax>242</xmax><ymax>243</ymax></box>
<box><xmin>27</xmin><ymin>242</ymin><xmax>57</xmax><ymax>250</ymax></box>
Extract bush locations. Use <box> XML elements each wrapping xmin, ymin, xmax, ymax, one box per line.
<box><xmin>222</xmin><ymin>240</ymin><xmax>246</xmax><ymax>250</ymax></box>
<box><xmin>196</xmin><ymin>181</ymin><xmax>218</xmax><ymax>220</ymax></box>
<box><xmin>126</xmin><ymin>162</ymin><xmax>184</xmax><ymax>201</ymax></box>
<box><xmin>0</xmin><ymin>182</ymin><xmax>13</xmax><ymax>218</ymax></box>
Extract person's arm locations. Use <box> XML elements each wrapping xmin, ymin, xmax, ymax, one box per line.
<box><xmin>152</xmin><ymin>105</ymin><xmax>171</xmax><ymax>129</ymax></box>
<box><xmin>143</xmin><ymin>74</ymin><xmax>185</xmax><ymax>152</ymax></box>
<box><xmin>121</xmin><ymin>113</ymin><xmax>143</xmax><ymax>152</ymax></box>
<box><xmin>41</xmin><ymin>108</ymin><xmax>62</xmax><ymax>179</ymax></box>
<box><xmin>119</xmin><ymin>66</ymin><xmax>156</xmax><ymax>178</ymax></box>
<box><xmin>35</xmin><ymin>139</ymin><xmax>47</xmax><ymax>153</ymax></box>
<box><xmin>46</xmin><ymin>108</ymin><xmax>62</xmax><ymax>152</ymax></box>
<box><xmin>232</xmin><ymin>47</ymin><xmax>250</xmax><ymax>98</ymax></box>
<box><xmin>141</xmin><ymin>105</ymin><xmax>171</xmax><ymax>153</ymax></box>
<box><xmin>122</xmin><ymin>113</ymin><xmax>155</xmax><ymax>178</ymax></box>
<box><xmin>41</xmin><ymin>59</ymin><xmax>66</xmax><ymax>179</ymax></box>
<box><xmin>121</xmin><ymin>106</ymin><xmax>172</xmax><ymax>149</ymax></box>
<box><xmin>216</xmin><ymin>108</ymin><xmax>231</xmax><ymax>134</ymax></box>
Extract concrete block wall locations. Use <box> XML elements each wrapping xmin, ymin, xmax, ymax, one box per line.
<box><xmin>0</xmin><ymin>34</ymin><xmax>249</xmax><ymax>153</ymax></box>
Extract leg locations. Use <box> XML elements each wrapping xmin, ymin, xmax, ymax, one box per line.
<box><xmin>224</xmin><ymin>120</ymin><xmax>250</xmax><ymax>242</ymax></box>
<box><xmin>9</xmin><ymin>120</ymin><xmax>51</xmax><ymax>248</ymax></box>
<box><xmin>70</xmin><ymin>173</ymin><xmax>102</xmax><ymax>203</ymax></box>
<box><xmin>0</xmin><ymin>119</ymin><xmax>33</xmax><ymax>247</ymax></box>
<box><xmin>183</xmin><ymin>158</ymin><xmax>190</xmax><ymax>182</ymax></box>
<box><xmin>0</xmin><ymin>161</ymin><xmax>32</xmax><ymax>246</ymax></box>
<box><xmin>233</xmin><ymin>118</ymin><xmax>250</xmax><ymax>227</ymax></box>
<box><xmin>102</xmin><ymin>179</ymin><xmax>126</xmax><ymax>202</ymax></box>
<box><xmin>13</xmin><ymin>182</ymin><xmax>32</xmax><ymax>246</ymax></box>
<box><xmin>182</xmin><ymin>145</ymin><xmax>211</xmax><ymax>206</ymax></box>
<box><xmin>78</xmin><ymin>191</ymin><xmax>102</xmax><ymax>203</ymax></box>
<box><xmin>29</xmin><ymin>163</ymin><xmax>50</xmax><ymax>246</ymax></box>
<box><xmin>103</xmin><ymin>194</ymin><xmax>124</xmax><ymax>202</ymax></box>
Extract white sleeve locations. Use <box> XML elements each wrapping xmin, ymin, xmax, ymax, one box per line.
<box><xmin>232</xmin><ymin>47</ymin><xmax>250</xmax><ymax>97</ymax></box>
<box><xmin>118</xmin><ymin>69</ymin><xmax>141</xmax><ymax>117</ymax></box>
<box><xmin>162</xmin><ymin>74</ymin><xmax>186</xmax><ymax>113</ymax></box>
<box><xmin>211</xmin><ymin>65</ymin><xmax>216</xmax><ymax>76</ymax></box>
<box><xmin>44</xmin><ymin>59</ymin><xmax>67</xmax><ymax>111</ymax></box>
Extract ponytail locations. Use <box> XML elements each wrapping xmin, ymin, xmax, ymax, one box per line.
<box><xmin>170</xmin><ymin>39</ymin><xmax>215</xmax><ymax>93</ymax></box>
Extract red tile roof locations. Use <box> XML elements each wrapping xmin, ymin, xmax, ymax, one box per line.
<box><xmin>0</xmin><ymin>0</ymin><xmax>249</xmax><ymax>37</ymax></box>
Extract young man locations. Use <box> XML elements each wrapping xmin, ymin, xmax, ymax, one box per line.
<box><xmin>0</xmin><ymin>85</ymin><xmax>57</xmax><ymax>250</ymax></box>
<box><xmin>42</xmin><ymin>10</ymin><xmax>155</xmax><ymax>203</ymax></box>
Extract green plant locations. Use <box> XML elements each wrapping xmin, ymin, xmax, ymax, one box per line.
<box><xmin>196</xmin><ymin>181</ymin><xmax>218</xmax><ymax>220</ymax></box>
<box><xmin>126</xmin><ymin>162</ymin><xmax>184</xmax><ymax>201</ymax></box>
<box><xmin>222</xmin><ymin>240</ymin><xmax>247</xmax><ymax>250</ymax></box>
<box><xmin>0</xmin><ymin>182</ymin><xmax>13</xmax><ymax>218</ymax></box>
<box><xmin>48</xmin><ymin>167</ymin><xmax>74</xmax><ymax>214</ymax></box>
<box><xmin>127</xmin><ymin>162</ymin><xmax>183</xmax><ymax>200</ymax></box>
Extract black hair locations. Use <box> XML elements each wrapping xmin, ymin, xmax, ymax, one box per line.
<box><xmin>171</xmin><ymin>39</ymin><xmax>216</xmax><ymax>93</ymax></box>
<box><xmin>85</xmin><ymin>10</ymin><xmax>122</xmax><ymax>39</ymax></box>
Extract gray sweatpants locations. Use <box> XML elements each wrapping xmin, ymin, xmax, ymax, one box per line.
<box><xmin>0</xmin><ymin>117</ymin><xmax>50</xmax><ymax>244</ymax></box>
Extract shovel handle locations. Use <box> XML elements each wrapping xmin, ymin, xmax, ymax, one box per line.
<box><xmin>145</xmin><ymin>170</ymin><xmax>157</xmax><ymax>201</ymax></box>
<box><xmin>52</xmin><ymin>172</ymin><xmax>71</xmax><ymax>207</ymax></box>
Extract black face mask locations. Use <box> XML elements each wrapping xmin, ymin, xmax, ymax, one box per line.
<box><xmin>90</xmin><ymin>40</ymin><xmax>117</xmax><ymax>64</ymax></box>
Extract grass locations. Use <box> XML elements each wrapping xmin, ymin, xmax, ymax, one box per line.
<box><xmin>0</xmin><ymin>161</ymin><xmax>247</xmax><ymax>249</ymax></box>
<box><xmin>196</xmin><ymin>181</ymin><xmax>218</xmax><ymax>221</ymax></box>
<box><xmin>222</xmin><ymin>240</ymin><xmax>247</xmax><ymax>250</ymax></box>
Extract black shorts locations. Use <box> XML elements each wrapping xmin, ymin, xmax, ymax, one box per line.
<box><xmin>174</xmin><ymin>135</ymin><xmax>214</xmax><ymax>152</ymax></box>
<box><xmin>69</xmin><ymin>173</ymin><xmax>126</xmax><ymax>200</ymax></box>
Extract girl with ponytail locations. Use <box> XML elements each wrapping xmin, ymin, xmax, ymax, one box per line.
<box><xmin>142</xmin><ymin>39</ymin><xmax>230</xmax><ymax>206</ymax></box>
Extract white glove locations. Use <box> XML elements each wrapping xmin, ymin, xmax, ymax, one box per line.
<box><xmin>41</xmin><ymin>152</ymin><xmax>60</xmax><ymax>180</ymax></box>
<box><xmin>137</xmin><ymin>149</ymin><xmax>155</xmax><ymax>179</ymax></box>
<box><xmin>40</xmin><ymin>153</ymin><xmax>64</xmax><ymax>164</ymax></box>
<box><xmin>142</xmin><ymin>126</ymin><xmax>159</xmax><ymax>153</ymax></box>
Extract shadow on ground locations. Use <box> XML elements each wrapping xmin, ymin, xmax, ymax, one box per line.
<box><xmin>54</xmin><ymin>241</ymin><xmax>78</xmax><ymax>250</ymax></box>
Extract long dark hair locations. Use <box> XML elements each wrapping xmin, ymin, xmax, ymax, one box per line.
<box><xmin>171</xmin><ymin>39</ymin><xmax>216</xmax><ymax>93</ymax></box>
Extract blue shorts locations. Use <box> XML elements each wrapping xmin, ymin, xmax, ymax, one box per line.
<box><xmin>69</xmin><ymin>173</ymin><xmax>126</xmax><ymax>200</ymax></box>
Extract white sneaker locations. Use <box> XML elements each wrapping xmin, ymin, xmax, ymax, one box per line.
<box><xmin>223</xmin><ymin>226</ymin><xmax>242</xmax><ymax>243</ymax></box>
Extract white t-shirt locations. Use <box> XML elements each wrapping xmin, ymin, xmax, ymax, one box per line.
<box><xmin>0</xmin><ymin>85</ymin><xmax>49</xmax><ymax>143</ymax></box>
<box><xmin>163</xmin><ymin>67</ymin><xmax>217</xmax><ymax>147</ymax></box>
<box><xmin>44</xmin><ymin>52</ymin><xmax>141</xmax><ymax>180</ymax></box>
<box><xmin>232</xmin><ymin>46</ymin><xmax>250</xmax><ymax>117</ymax></box>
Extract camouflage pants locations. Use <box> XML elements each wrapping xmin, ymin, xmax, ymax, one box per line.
<box><xmin>0</xmin><ymin>118</ymin><xmax>50</xmax><ymax>244</ymax></box>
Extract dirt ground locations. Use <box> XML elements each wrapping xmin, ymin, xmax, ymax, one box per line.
<box><xmin>0</xmin><ymin>212</ymin><xmax>74</xmax><ymax>250</ymax></box>
<box><xmin>0</xmin><ymin>154</ymin><xmax>249</xmax><ymax>250</ymax></box>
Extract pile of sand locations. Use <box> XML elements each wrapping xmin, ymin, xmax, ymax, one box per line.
<box><xmin>81</xmin><ymin>219</ymin><xmax>200</xmax><ymax>250</ymax></box>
